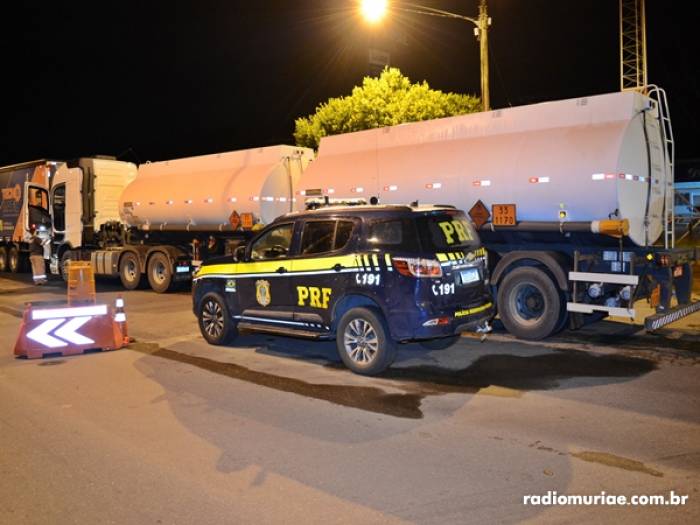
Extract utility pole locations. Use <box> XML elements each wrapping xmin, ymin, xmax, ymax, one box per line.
<box><xmin>477</xmin><ymin>0</ymin><xmax>490</xmax><ymax>110</ymax></box>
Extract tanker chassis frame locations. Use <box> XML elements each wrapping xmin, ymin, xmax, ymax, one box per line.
<box><xmin>483</xmin><ymin>231</ymin><xmax>700</xmax><ymax>338</ymax></box>
<box><xmin>57</xmin><ymin>225</ymin><xmax>254</xmax><ymax>293</ymax></box>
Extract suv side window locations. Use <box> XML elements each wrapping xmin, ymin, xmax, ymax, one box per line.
<box><xmin>366</xmin><ymin>218</ymin><xmax>420</xmax><ymax>251</ymax></box>
<box><xmin>250</xmin><ymin>223</ymin><xmax>294</xmax><ymax>260</ymax></box>
<box><xmin>301</xmin><ymin>220</ymin><xmax>355</xmax><ymax>255</ymax></box>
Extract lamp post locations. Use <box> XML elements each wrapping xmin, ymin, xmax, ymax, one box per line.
<box><xmin>360</xmin><ymin>0</ymin><xmax>491</xmax><ymax>111</ymax></box>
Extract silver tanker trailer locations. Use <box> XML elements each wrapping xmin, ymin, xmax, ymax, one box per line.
<box><xmin>296</xmin><ymin>87</ymin><xmax>699</xmax><ymax>338</ymax></box>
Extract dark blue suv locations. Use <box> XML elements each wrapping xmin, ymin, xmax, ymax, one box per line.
<box><xmin>193</xmin><ymin>205</ymin><xmax>493</xmax><ymax>375</ymax></box>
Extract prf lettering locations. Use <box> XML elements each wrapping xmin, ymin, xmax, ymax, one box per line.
<box><xmin>297</xmin><ymin>286</ymin><xmax>332</xmax><ymax>309</ymax></box>
<box><xmin>438</xmin><ymin>220</ymin><xmax>472</xmax><ymax>245</ymax></box>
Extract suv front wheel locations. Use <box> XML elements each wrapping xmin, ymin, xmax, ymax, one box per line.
<box><xmin>336</xmin><ymin>307</ymin><xmax>396</xmax><ymax>375</ymax></box>
<box><xmin>198</xmin><ymin>292</ymin><xmax>238</xmax><ymax>345</ymax></box>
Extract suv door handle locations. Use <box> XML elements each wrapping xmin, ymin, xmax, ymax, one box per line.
<box><xmin>276</xmin><ymin>266</ymin><xmax>287</xmax><ymax>274</ymax></box>
<box><xmin>333</xmin><ymin>263</ymin><xmax>344</xmax><ymax>272</ymax></box>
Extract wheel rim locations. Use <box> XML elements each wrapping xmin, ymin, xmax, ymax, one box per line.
<box><xmin>343</xmin><ymin>318</ymin><xmax>379</xmax><ymax>364</ymax></box>
<box><xmin>152</xmin><ymin>260</ymin><xmax>167</xmax><ymax>284</ymax></box>
<box><xmin>202</xmin><ymin>299</ymin><xmax>224</xmax><ymax>338</ymax></box>
<box><xmin>125</xmin><ymin>259</ymin><xmax>137</xmax><ymax>281</ymax></box>
<box><xmin>510</xmin><ymin>282</ymin><xmax>545</xmax><ymax>325</ymax></box>
<box><xmin>0</xmin><ymin>253</ymin><xmax>6</xmax><ymax>271</ymax></box>
<box><xmin>61</xmin><ymin>256</ymin><xmax>71</xmax><ymax>278</ymax></box>
<box><xmin>9</xmin><ymin>251</ymin><xmax>18</xmax><ymax>271</ymax></box>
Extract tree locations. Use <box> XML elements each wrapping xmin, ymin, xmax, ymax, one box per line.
<box><xmin>294</xmin><ymin>67</ymin><xmax>481</xmax><ymax>150</ymax></box>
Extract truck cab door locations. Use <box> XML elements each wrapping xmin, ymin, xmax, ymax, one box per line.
<box><xmin>23</xmin><ymin>182</ymin><xmax>50</xmax><ymax>236</ymax></box>
<box><xmin>51</xmin><ymin>163</ymin><xmax>83</xmax><ymax>248</ymax></box>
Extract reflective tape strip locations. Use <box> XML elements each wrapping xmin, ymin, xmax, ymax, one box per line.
<box><xmin>193</xmin><ymin>268</ymin><xmax>361</xmax><ymax>281</ymax></box>
<box><xmin>363</xmin><ymin>254</ymin><xmax>371</xmax><ymax>269</ymax></box>
<box><xmin>436</xmin><ymin>253</ymin><xmax>448</xmax><ymax>262</ymax></box>
<box><xmin>372</xmin><ymin>254</ymin><xmax>379</xmax><ymax>270</ymax></box>
<box><xmin>32</xmin><ymin>304</ymin><xmax>108</xmax><ymax>320</ymax></box>
<box><xmin>114</xmin><ymin>313</ymin><xmax>127</xmax><ymax>322</ymax></box>
<box><xmin>233</xmin><ymin>315</ymin><xmax>307</xmax><ymax>327</ymax></box>
<box><xmin>447</xmin><ymin>253</ymin><xmax>456</xmax><ymax>261</ymax></box>
<box><xmin>385</xmin><ymin>253</ymin><xmax>393</xmax><ymax>270</ymax></box>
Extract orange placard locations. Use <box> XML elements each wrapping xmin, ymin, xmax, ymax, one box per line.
<box><xmin>240</xmin><ymin>213</ymin><xmax>254</xmax><ymax>230</ymax></box>
<box><xmin>492</xmin><ymin>204</ymin><xmax>517</xmax><ymax>226</ymax></box>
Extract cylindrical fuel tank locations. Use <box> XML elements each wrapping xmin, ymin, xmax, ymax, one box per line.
<box><xmin>120</xmin><ymin>145</ymin><xmax>314</xmax><ymax>228</ymax></box>
<box><xmin>297</xmin><ymin>91</ymin><xmax>670</xmax><ymax>246</ymax></box>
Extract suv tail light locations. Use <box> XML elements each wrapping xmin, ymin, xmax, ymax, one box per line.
<box><xmin>393</xmin><ymin>257</ymin><xmax>443</xmax><ymax>278</ymax></box>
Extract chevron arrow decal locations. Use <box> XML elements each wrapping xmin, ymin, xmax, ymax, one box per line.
<box><xmin>26</xmin><ymin>317</ymin><xmax>96</xmax><ymax>348</ymax></box>
<box><xmin>26</xmin><ymin>319</ymin><xmax>68</xmax><ymax>348</ymax></box>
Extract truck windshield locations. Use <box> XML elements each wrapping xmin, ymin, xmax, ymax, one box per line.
<box><xmin>416</xmin><ymin>211</ymin><xmax>480</xmax><ymax>251</ymax></box>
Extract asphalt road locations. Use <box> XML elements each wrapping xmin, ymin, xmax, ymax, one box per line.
<box><xmin>1</xmin><ymin>273</ymin><xmax>699</xmax><ymax>524</ymax></box>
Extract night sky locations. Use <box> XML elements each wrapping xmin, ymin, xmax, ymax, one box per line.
<box><xmin>2</xmin><ymin>1</ymin><xmax>698</xmax><ymax>179</ymax></box>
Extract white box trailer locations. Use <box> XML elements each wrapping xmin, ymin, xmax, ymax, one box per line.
<box><xmin>296</xmin><ymin>88</ymin><xmax>699</xmax><ymax>337</ymax></box>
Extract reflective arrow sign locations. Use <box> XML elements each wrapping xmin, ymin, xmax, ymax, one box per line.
<box><xmin>26</xmin><ymin>317</ymin><xmax>96</xmax><ymax>348</ymax></box>
<box><xmin>26</xmin><ymin>319</ymin><xmax>68</xmax><ymax>348</ymax></box>
<box><xmin>54</xmin><ymin>317</ymin><xmax>94</xmax><ymax>345</ymax></box>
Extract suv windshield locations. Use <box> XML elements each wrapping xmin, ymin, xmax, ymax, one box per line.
<box><xmin>416</xmin><ymin>211</ymin><xmax>480</xmax><ymax>251</ymax></box>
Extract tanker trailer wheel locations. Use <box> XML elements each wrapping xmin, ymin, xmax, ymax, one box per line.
<box><xmin>147</xmin><ymin>252</ymin><xmax>174</xmax><ymax>293</ymax></box>
<box><xmin>0</xmin><ymin>246</ymin><xmax>7</xmax><ymax>272</ymax></box>
<box><xmin>119</xmin><ymin>252</ymin><xmax>142</xmax><ymax>290</ymax></box>
<box><xmin>497</xmin><ymin>266</ymin><xmax>563</xmax><ymax>340</ymax></box>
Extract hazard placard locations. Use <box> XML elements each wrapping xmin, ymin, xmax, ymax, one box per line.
<box><xmin>492</xmin><ymin>203</ymin><xmax>517</xmax><ymax>226</ymax></box>
<box><xmin>468</xmin><ymin>200</ymin><xmax>490</xmax><ymax>229</ymax></box>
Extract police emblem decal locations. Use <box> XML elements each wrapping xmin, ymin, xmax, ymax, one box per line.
<box><xmin>255</xmin><ymin>279</ymin><xmax>271</xmax><ymax>306</ymax></box>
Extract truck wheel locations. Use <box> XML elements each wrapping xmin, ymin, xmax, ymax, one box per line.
<box><xmin>419</xmin><ymin>334</ymin><xmax>460</xmax><ymax>350</ymax></box>
<box><xmin>119</xmin><ymin>252</ymin><xmax>142</xmax><ymax>290</ymax></box>
<box><xmin>8</xmin><ymin>246</ymin><xmax>20</xmax><ymax>273</ymax></box>
<box><xmin>497</xmin><ymin>266</ymin><xmax>562</xmax><ymax>340</ymax></box>
<box><xmin>147</xmin><ymin>252</ymin><xmax>173</xmax><ymax>293</ymax></box>
<box><xmin>0</xmin><ymin>246</ymin><xmax>7</xmax><ymax>272</ymax></box>
<box><xmin>59</xmin><ymin>251</ymin><xmax>73</xmax><ymax>282</ymax></box>
<box><xmin>197</xmin><ymin>292</ymin><xmax>237</xmax><ymax>345</ymax></box>
<box><xmin>336</xmin><ymin>307</ymin><xmax>396</xmax><ymax>375</ymax></box>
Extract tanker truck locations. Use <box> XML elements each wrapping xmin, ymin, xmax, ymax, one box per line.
<box><xmin>0</xmin><ymin>160</ymin><xmax>54</xmax><ymax>273</ymax></box>
<box><xmin>47</xmin><ymin>146</ymin><xmax>313</xmax><ymax>291</ymax></box>
<box><xmin>294</xmin><ymin>87</ymin><xmax>700</xmax><ymax>338</ymax></box>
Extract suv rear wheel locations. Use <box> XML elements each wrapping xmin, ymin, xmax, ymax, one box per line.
<box><xmin>336</xmin><ymin>307</ymin><xmax>396</xmax><ymax>375</ymax></box>
<box><xmin>0</xmin><ymin>246</ymin><xmax>7</xmax><ymax>272</ymax></box>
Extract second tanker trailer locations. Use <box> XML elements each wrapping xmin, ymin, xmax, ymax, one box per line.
<box><xmin>295</xmin><ymin>88</ymin><xmax>699</xmax><ymax>338</ymax></box>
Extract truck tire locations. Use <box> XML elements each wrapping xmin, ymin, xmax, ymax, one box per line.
<box><xmin>0</xmin><ymin>246</ymin><xmax>7</xmax><ymax>272</ymax></box>
<box><xmin>197</xmin><ymin>292</ymin><xmax>238</xmax><ymax>345</ymax></box>
<box><xmin>119</xmin><ymin>252</ymin><xmax>142</xmax><ymax>290</ymax></box>
<box><xmin>497</xmin><ymin>266</ymin><xmax>562</xmax><ymax>340</ymax></box>
<box><xmin>59</xmin><ymin>251</ymin><xmax>73</xmax><ymax>282</ymax></box>
<box><xmin>336</xmin><ymin>307</ymin><xmax>396</xmax><ymax>375</ymax></box>
<box><xmin>8</xmin><ymin>246</ymin><xmax>21</xmax><ymax>273</ymax></box>
<box><xmin>147</xmin><ymin>252</ymin><xmax>173</xmax><ymax>293</ymax></box>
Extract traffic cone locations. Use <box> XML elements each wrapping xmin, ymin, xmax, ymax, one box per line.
<box><xmin>114</xmin><ymin>296</ymin><xmax>129</xmax><ymax>344</ymax></box>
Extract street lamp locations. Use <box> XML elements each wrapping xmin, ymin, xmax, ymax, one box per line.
<box><xmin>359</xmin><ymin>0</ymin><xmax>492</xmax><ymax>111</ymax></box>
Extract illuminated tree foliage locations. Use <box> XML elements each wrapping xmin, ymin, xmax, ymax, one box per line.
<box><xmin>294</xmin><ymin>67</ymin><xmax>480</xmax><ymax>150</ymax></box>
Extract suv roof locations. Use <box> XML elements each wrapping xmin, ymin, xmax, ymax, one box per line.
<box><xmin>279</xmin><ymin>203</ymin><xmax>458</xmax><ymax>221</ymax></box>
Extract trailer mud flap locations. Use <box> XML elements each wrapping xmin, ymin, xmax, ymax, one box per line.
<box><xmin>644</xmin><ymin>300</ymin><xmax>700</xmax><ymax>331</ymax></box>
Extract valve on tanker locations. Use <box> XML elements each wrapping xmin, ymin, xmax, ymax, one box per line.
<box><xmin>587</xmin><ymin>283</ymin><xmax>603</xmax><ymax>299</ymax></box>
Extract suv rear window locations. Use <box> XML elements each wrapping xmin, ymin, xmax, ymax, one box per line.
<box><xmin>416</xmin><ymin>211</ymin><xmax>480</xmax><ymax>251</ymax></box>
<box><xmin>301</xmin><ymin>220</ymin><xmax>355</xmax><ymax>255</ymax></box>
<box><xmin>366</xmin><ymin>218</ymin><xmax>420</xmax><ymax>252</ymax></box>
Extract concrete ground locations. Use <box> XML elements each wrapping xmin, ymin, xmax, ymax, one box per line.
<box><xmin>0</xmin><ymin>272</ymin><xmax>698</xmax><ymax>524</ymax></box>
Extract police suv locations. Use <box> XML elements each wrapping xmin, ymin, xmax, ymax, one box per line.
<box><xmin>192</xmin><ymin>205</ymin><xmax>493</xmax><ymax>375</ymax></box>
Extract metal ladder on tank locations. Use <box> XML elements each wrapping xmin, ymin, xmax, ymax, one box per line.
<box><xmin>646</xmin><ymin>85</ymin><xmax>675</xmax><ymax>249</ymax></box>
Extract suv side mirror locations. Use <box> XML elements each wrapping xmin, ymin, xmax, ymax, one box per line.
<box><xmin>234</xmin><ymin>245</ymin><xmax>247</xmax><ymax>262</ymax></box>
